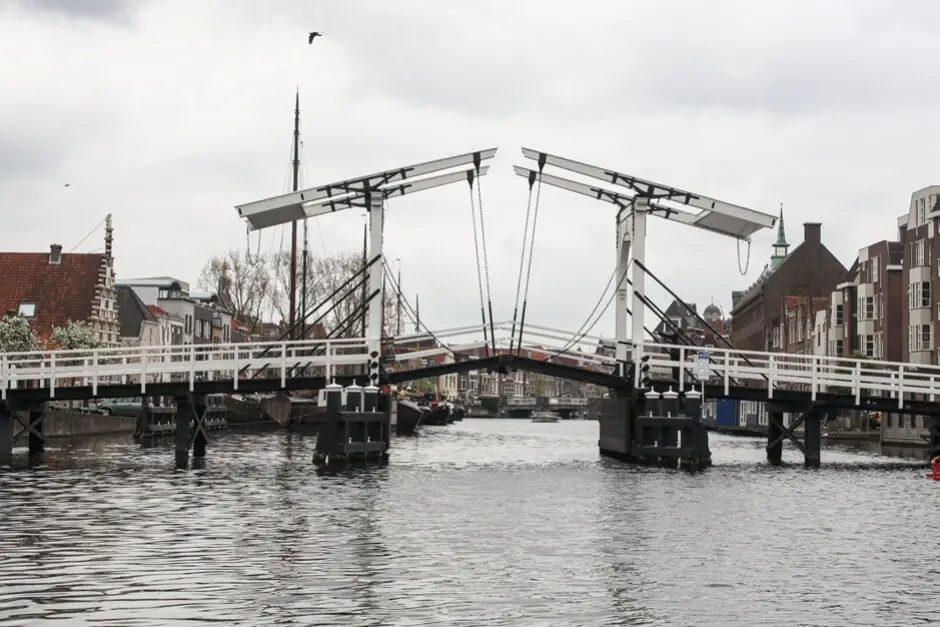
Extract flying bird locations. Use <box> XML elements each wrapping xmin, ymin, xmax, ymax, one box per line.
<box><xmin>308</xmin><ymin>32</ymin><xmax>322</xmax><ymax>44</ymax></box>
<box><xmin>64</xmin><ymin>183</ymin><xmax>71</xmax><ymax>187</ymax></box>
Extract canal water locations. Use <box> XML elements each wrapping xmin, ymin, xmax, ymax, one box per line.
<box><xmin>0</xmin><ymin>419</ymin><xmax>938</xmax><ymax>626</ymax></box>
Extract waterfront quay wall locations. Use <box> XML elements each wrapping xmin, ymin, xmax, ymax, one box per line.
<box><xmin>12</xmin><ymin>409</ymin><xmax>135</xmax><ymax>442</ymax></box>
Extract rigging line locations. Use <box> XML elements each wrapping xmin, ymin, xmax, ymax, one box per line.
<box><xmin>554</xmin><ymin>266</ymin><xmax>617</xmax><ymax>355</ymax></box>
<box><xmin>516</xmin><ymin>156</ymin><xmax>546</xmax><ymax>357</ymax></box>
<box><xmin>465</xmin><ymin>171</ymin><xmax>490</xmax><ymax>355</ymax></box>
<box><xmin>540</xmin><ymin>261</ymin><xmax>636</xmax><ymax>364</ymax></box>
<box><xmin>382</xmin><ymin>259</ymin><xmax>455</xmax><ymax>357</ymax></box>
<box><xmin>298</xmin><ymin>140</ymin><xmax>329</xmax><ymax>259</ymax></box>
<box><xmin>382</xmin><ymin>262</ymin><xmax>419</xmax><ymax>330</ymax></box>
<box><xmin>736</xmin><ymin>237</ymin><xmax>751</xmax><ymax>275</ymax></box>
<box><xmin>69</xmin><ymin>215</ymin><xmax>107</xmax><ymax>254</ymax></box>
<box><xmin>509</xmin><ymin>170</ymin><xmax>537</xmax><ymax>356</ymax></box>
<box><xmin>473</xmin><ymin>152</ymin><xmax>497</xmax><ymax>357</ymax></box>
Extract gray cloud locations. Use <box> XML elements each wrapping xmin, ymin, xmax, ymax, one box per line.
<box><xmin>13</xmin><ymin>0</ymin><xmax>140</xmax><ymax>22</ymax></box>
<box><xmin>1</xmin><ymin>0</ymin><xmax>939</xmax><ymax>337</ymax></box>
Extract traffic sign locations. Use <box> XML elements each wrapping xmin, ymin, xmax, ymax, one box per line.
<box><xmin>694</xmin><ymin>351</ymin><xmax>710</xmax><ymax>379</ymax></box>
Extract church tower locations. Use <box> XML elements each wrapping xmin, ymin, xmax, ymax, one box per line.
<box><xmin>770</xmin><ymin>203</ymin><xmax>789</xmax><ymax>269</ymax></box>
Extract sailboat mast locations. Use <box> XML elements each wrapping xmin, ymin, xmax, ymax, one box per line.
<box><xmin>289</xmin><ymin>91</ymin><xmax>300</xmax><ymax>339</ymax></box>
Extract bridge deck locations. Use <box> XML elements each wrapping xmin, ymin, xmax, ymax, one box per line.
<box><xmin>2</xmin><ymin>329</ymin><xmax>940</xmax><ymax>415</ymax></box>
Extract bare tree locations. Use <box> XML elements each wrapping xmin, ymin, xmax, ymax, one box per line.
<box><xmin>197</xmin><ymin>249</ymin><xmax>270</xmax><ymax>334</ymax></box>
<box><xmin>268</xmin><ymin>249</ymin><xmax>397</xmax><ymax>338</ymax></box>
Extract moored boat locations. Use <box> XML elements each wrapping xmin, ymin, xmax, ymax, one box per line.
<box><xmin>531</xmin><ymin>411</ymin><xmax>560</xmax><ymax>423</ymax></box>
<box><xmin>396</xmin><ymin>399</ymin><xmax>425</xmax><ymax>436</ymax></box>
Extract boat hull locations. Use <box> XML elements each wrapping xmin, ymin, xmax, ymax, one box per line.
<box><xmin>396</xmin><ymin>400</ymin><xmax>424</xmax><ymax>436</ymax></box>
<box><xmin>422</xmin><ymin>406</ymin><xmax>451</xmax><ymax>426</ymax></box>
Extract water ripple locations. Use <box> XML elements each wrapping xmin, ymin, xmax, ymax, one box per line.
<box><xmin>0</xmin><ymin>421</ymin><xmax>938</xmax><ymax>626</ymax></box>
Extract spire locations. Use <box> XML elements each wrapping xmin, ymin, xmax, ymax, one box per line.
<box><xmin>770</xmin><ymin>202</ymin><xmax>789</xmax><ymax>269</ymax></box>
<box><xmin>104</xmin><ymin>213</ymin><xmax>113</xmax><ymax>264</ymax></box>
<box><xmin>774</xmin><ymin>202</ymin><xmax>788</xmax><ymax>248</ymax></box>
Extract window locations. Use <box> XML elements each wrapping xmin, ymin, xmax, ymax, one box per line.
<box><xmin>909</xmin><ymin>282</ymin><xmax>931</xmax><ymax>309</ymax></box>
<box><xmin>909</xmin><ymin>324</ymin><xmax>934</xmax><ymax>352</ymax></box>
<box><xmin>834</xmin><ymin>304</ymin><xmax>844</xmax><ymax>326</ymax></box>
<box><xmin>858</xmin><ymin>296</ymin><xmax>875</xmax><ymax>320</ymax></box>
<box><xmin>871</xmin><ymin>256</ymin><xmax>879</xmax><ymax>283</ymax></box>
<box><xmin>158</xmin><ymin>288</ymin><xmax>169</xmax><ymax>299</ymax></box>
<box><xmin>17</xmin><ymin>302</ymin><xmax>36</xmax><ymax>318</ymax></box>
<box><xmin>864</xmin><ymin>335</ymin><xmax>874</xmax><ymax>357</ymax></box>
<box><xmin>911</xmin><ymin>239</ymin><xmax>927</xmax><ymax>267</ymax></box>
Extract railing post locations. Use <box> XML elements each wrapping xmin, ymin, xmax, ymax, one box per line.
<box><xmin>1</xmin><ymin>353</ymin><xmax>6</xmax><ymax>400</ymax></box>
<box><xmin>121</xmin><ymin>356</ymin><xmax>128</xmax><ymax>385</ymax></box>
<box><xmin>810</xmin><ymin>356</ymin><xmax>818</xmax><ymax>401</ymax></box>
<box><xmin>50</xmin><ymin>352</ymin><xmax>56</xmax><ymax>399</ymax></box>
<box><xmin>92</xmin><ymin>350</ymin><xmax>99</xmax><ymax>396</ymax></box>
<box><xmin>233</xmin><ymin>345</ymin><xmax>239</xmax><ymax>391</ymax></box>
<box><xmin>897</xmin><ymin>365</ymin><xmax>904</xmax><ymax>409</ymax></box>
<box><xmin>853</xmin><ymin>361</ymin><xmax>861</xmax><ymax>406</ymax></box>
<box><xmin>930</xmin><ymin>375</ymin><xmax>936</xmax><ymax>403</ymax></box>
<box><xmin>140</xmin><ymin>346</ymin><xmax>148</xmax><ymax>394</ymax></box>
<box><xmin>326</xmin><ymin>340</ymin><xmax>333</xmax><ymax>383</ymax></box>
<box><xmin>678</xmin><ymin>345</ymin><xmax>686</xmax><ymax>392</ymax></box>
<box><xmin>189</xmin><ymin>344</ymin><xmax>196</xmax><ymax>392</ymax></box>
<box><xmin>723</xmin><ymin>353</ymin><xmax>730</xmax><ymax>396</ymax></box>
<box><xmin>280</xmin><ymin>342</ymin><xmax>287</xmax><ymax>388</ymax></box>
<box><xmin>768</xmin><ymin>354</ymin><xmax>775</xmax><ymax>399</ymax></box>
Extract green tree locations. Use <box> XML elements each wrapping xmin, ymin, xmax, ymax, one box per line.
<box><xmin>0</xmin><ymin>313</ymin><xmax>40</xmax><ymax>353</ymax></box>
<box><xmin>51</xmin><ymin>320</ymin><xmax>99</xmax><ymax>350</ymax></box>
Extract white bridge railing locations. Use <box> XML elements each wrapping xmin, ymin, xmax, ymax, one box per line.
<box><xmin>6</xmin><ymin>332</ymin><xmax>931</xmax><ymax>406</ymax></box>
<box><xmin>642</xmin><ymin>341</ymin><xmax>940</xmax><ymax>408</ymax></box>
<box><xmin>0</xmin><ymin>338</ymin><xmax>377</xmax><ymax>399</ymax></box>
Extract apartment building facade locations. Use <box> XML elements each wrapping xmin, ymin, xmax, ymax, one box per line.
<box><xmin>899</xmin><ymin>186</ymin><xmax>940</xmax><ymax>364</ymax></box>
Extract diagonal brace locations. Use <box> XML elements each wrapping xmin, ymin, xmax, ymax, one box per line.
<box><xmin>766</xmin><ymin>411</ymin><xmax>807</xmax><ymax>456</ymax></box>
<box><xmin>13</xmin><ymin>412</ymin><xmax>42</xmax><ymax>442</ymax></box>
<box><xmin>190</xmin><ymin>404</ymin><xmax>210</xmax><ymax>449</ymax></box>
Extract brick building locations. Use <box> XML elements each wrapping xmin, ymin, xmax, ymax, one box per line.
<box><xmin>730</xmin><ymin>210</ymin><xmax>847</xmax><ymax>352</ymax></box>
<box><xmin>823</xmin><ymin>241</ymin><xmax>903</xmax><ymax>360</ymax></box>
<box><xmin>0</xmin><ymin>215</ymin><xmax>119</xmax><ymax>347</ymax></box>
<box><xmin>898</xmin><ymin>186</ymin><xmax>940</xmax><ymax>364</ymax></box>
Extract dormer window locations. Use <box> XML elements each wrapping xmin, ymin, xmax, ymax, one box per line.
<box><xmin>18</xmin><ymin>302</ymin><xmax>36</xmax><ymax>318</ymax></box>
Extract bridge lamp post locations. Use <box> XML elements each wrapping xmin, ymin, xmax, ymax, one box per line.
<box><xmin>513</xmin><ymin>149</ymin><xmax>776</xmax><ymax>388</ymax></box>
<box><xmin>234</xmin><ymin>148</ymin><xmax>498</xmax><ymax>386</ymax></box>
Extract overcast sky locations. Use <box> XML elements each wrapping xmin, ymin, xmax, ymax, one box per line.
<box><xmin>3</xmin><ymin>0</ymin><xmax>939</xmax><ymax>343</ymax></box>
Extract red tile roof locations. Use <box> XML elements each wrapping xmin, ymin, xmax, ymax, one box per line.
<box><xmin>0</xmin><ymin>252</ymin><xmax>105</xmax><ymax>341</ymax></box>
<box><xmin>147</xmin><ymin>304</ymin><xmax>169</xmax><ymax>316</ymax></box>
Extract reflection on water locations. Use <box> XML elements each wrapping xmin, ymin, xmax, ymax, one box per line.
<box><xmin>1</xmin><ymin>420</ymin><xmax>939</xmax><ymax>626</ymax></box>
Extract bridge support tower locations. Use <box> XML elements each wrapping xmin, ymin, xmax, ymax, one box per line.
<box><xmin>598</xmin><ymin>386</ymin><xmax>711</xmax><ymax>471</ymax></box>
<box><xmin>766</xmin><ymin>403</ymin><xmax>822</xmax><ymax>468</ymax></box>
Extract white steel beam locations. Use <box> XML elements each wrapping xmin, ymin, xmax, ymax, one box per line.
<box><xmin>237</xmin><ymin>149</ymin><xmax>497</xmax><ymax>231</ymax></box>
<box><xmin>518</xmin><ymin>148</ymin><xmax>775</xmax><ymax>239</ymax></box>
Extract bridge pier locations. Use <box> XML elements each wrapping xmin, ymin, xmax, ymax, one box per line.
<box><xmin>767</xmin><ymin>407</ymin><xmax>784</xmax><ymax>465</ymax></box>
<box><xmin>0</xmin><ymin>402</ymin><xmax>12</xmax><ymax>468</ymax></box>
<box><xmin>767</xmin><ymin>404</ymin><xmax>822</xmax><ymax>468</ymax></box>
<box><xmin>173</xmin><ymin>393</ymin><xmax>209</xmax><ymax>469</ymax></box>
<box><xmin>313</xmin><ymin>381</ymin><xmax>389</xmax><ymax>468</ymax></box>
<box><xmin>927</xmin><ymin>416</ymin><xmax>940</xmax><ymax>459</ymax></box>
<box><xmin>27</xmin><ymin>407</ymin><xmax>44</xmax><ymax>459</ymax></box>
